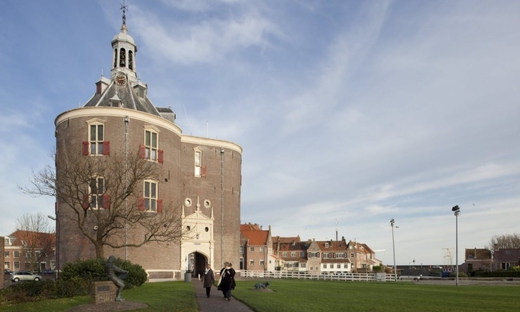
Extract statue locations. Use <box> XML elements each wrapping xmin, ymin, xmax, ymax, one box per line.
<box><xmin>106</xmin><ymin>256</ymin><xmax>128</xmax><ymax>301</ymax></box>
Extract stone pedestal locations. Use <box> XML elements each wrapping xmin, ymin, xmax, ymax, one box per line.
<box><xmin>91</xmin><ymin>281</ymin><xmax>117</xmax><ymax>304</ymax></box>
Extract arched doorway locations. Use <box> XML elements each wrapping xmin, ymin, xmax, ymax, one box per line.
<box><xmin>190</xmin><ymin>252</ymin><xmax>208</xmax><ymax>278</ymax></box>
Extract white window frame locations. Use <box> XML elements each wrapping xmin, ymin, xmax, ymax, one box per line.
<box><xmin>260</xmin><ymin>259</ymin><xmax>265</xmax><ymax>266</ymax></box>
<box><xmin>89</xmin><ymin>176</ymin><xmax>105</xmax><ymax>209</ymax></box>
<box><xmin>89</xmin><ymin>122</ymin><xmax>104</xmax><ymax>155</ymax></box>
<box><xmin>249</xmin><ymin>247</ymin><xmax>254</xmax><ymax>252</ymax></box>
<box><xmin>145</xmin><ymin>129</ymin><xmax>159</xmax><ymax>161</ymax></box>
<box><xmin>4</xmin><ymin>251</ymin><xmax>9</xmax><ymax>258</ymax></box>
<box><xmin>194</xmin><ymin>149</ymin><xmax>202</xmax><ymax>177</ymax></box>
<box><xmin>249</xmin><ymin>259</ymin><xmax>254</xmax><ymax>266</ymax></box>
<box><xmin>144</xmin><ymin>180</ymin><xmax>158</xmax><ymax>212</ymax></box>
<box><xmin>14</xmin><ymin>251</ymin><xmax>20</xmax><ymax>258</ymax></box>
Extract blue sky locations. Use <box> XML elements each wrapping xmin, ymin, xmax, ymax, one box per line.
<box><xmin>1</xmin><ymin>0</ymin><xmax>519</xmax><ymax>266</ymax></box>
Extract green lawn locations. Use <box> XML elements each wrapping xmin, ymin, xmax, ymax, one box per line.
<box><xmin>232</xmin><ymin>279</ymin><xmax>520</xmax><ymax>312</ymax></box>
<box><xmin>0</xmin><ymin>281</ymin><xmax>197</xmax><ymax>312</ymax></box>
<box><xmin>2</xmin><ymin>279</ymin><xmax>520</xmax><ymax>312</ymax></box>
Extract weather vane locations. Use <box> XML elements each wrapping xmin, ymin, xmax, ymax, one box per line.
<box><xmin>121</xmin><ymin>0</ymin><xmax>128</xmax><ymax>26</ymax></box>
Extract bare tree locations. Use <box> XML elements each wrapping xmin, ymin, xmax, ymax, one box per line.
<box><xmin>487</xmin><ymin>234</ymin><xmax>520</xmax><ymax>253</ymax></box>
<box><xmin>21</xmin><ymin>150</ymin><xmax>186</xmax><ymax>259</ymax></box>
<box><xmin>15</xmin><ymin>212</ymin><xmax>55</xmax><ymax>271</ymax></box>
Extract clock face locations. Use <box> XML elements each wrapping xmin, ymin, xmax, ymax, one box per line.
<box><xmin>115</xmin><ymin>74</ymin><xmax>126</xmax><ymax>86</ymax></box>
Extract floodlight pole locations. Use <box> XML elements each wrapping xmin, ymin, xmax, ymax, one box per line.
<box><xmin>390</xmin><ymin>218</ymin><xmax>397</xmax><ymax>281</ymax></box>
<box><xmin>452</xmin><ymin>205</ymin><xmax>460</xmax><ymax>286</ymax></box>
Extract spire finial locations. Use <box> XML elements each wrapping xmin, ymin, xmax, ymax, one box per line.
<box><xmin>120</xmin><ymin>0</ymin><xmax>128</xmax><ymax>29</ymax></box>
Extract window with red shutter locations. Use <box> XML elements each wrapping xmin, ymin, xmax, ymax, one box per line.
<box><xmin>201</xmin><ymin>165</ymin><xmax>207</xmax><ymax>177</ymax></box>
<box><xmin>103</xmin><ymin>141</ymin><xmax>110</xmax><ymax>155</ymax></box>
<box><xmin>139</xmin><ymin>145</ymin><xmax>146</xmax><ymax>159</ymax></box>
<box><xmin>157</xmin><ymin>199</ymin><xmax>163</xmax><ymax>213</ymax></box>
<box><xmin>82</xmin><ymin>142</ymin><xmax>89</xmax><ymax>156</ymax></box>
<box><xmin>138</xmin><ymin>197</ymin><xmax>145</xmax><ymax>211</ymax></box>
<box><xmin>158</xmin><ymin>150</ymin><xmax>164</xmax><ymax>163</ymax></box>
<box><xmin>102</xmin><ymin>194</ymin><xmax>111</xmax><ymax>209</ymax></box>
<box><xmin>82</xmin><ymin>195</ymin><xmax>90</xmax><ymax>210</ymax></box>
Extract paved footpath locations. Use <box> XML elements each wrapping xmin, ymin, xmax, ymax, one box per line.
<box><xmin>191</xmin><ymin>279</ymin><xmax>254</xmax><ymax>312</ymax></box>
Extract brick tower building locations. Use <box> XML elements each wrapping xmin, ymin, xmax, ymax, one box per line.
<box><xmin>54</xmin><ymin>9</ymin><xmax>242</xmax><ymax>279</ymax></box>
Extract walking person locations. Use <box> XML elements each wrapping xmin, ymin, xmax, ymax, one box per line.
<box><xmin>218</xmin><ymin>262</ymin><xmax>236</xmax><ymax>301</ymax></box>
<box><xmin>202</xmin><ymin>263</ymin><xmax>215</xmax><ymax>298</ymax></box>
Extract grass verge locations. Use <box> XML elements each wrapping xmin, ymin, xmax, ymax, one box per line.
<box><xmin>233</xmin><ymin>279</ymin><xmax>520</xmax><ymax>312</ymax></box>
<box><xmin>0</xmin><ymin>281</ymin><xmax>197</xmax><ymax>312</ymax></box>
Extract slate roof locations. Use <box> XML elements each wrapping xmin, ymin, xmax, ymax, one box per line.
<box><xmin>494</xmin><ymin>249</ymin><xmax>520</xmax><ymax>262</ymax></box>
<box><xmin>83</xmin><ymin>79</ymin><xmax>175</xmax><ymax>121</ymax></box>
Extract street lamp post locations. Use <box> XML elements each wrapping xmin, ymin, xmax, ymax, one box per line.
<box><xmin>390</xmin><ymin>218</ymin><xmax>397</xmax><ymax>281</ymax></box>
<box><xmin>452</xmin><ymin>205</ymin><xmax>460</xmax><ymax>286</ymax></box>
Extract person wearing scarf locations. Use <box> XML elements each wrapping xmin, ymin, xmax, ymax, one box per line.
<box><xmin>218</xmin><ymin>262</ymin><xmax>236</xmax><ymax>301</ymax></box>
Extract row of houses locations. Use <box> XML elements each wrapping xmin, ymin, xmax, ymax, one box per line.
<box><xmin>3</xmin><ymin>230</ymin><xmax>56</xmax><ymax>273</ymax></box>
<box><xmin>462</xmin><ymin>247</ymin><xmax>520</xmax><ymax>272</ymax></box>
<box><xmin>3</xmin><ymin>227</ymin><xmax>519</xmax><ymax>276</ymax></box>
<box><xmin>239</xmin><ymin>223</ymin><xmax>382</xmax><ymax>274</ymax></box>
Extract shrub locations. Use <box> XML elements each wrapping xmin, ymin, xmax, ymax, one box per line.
<box><xmin>61</xmin><ymin>257</ymin><xmax>147</xmax><ymax>288</ymax></box>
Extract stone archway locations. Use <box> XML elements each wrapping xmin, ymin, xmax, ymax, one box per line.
<box><xmin>192</xmin><ymin>252</ymin><xmax>207</xmax><ymax>278</ymax></box>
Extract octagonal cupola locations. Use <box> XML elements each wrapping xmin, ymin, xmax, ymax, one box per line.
<box><xmin>110</xmin><ymin>5</ymin><xmax>137</xmax><ymax>84</ymax></box>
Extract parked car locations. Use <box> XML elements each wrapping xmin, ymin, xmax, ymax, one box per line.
<box><xmin>42</xmin><ymin>269</ymin><xmax>55</xmax><ymax>275</ymax></box>
<box><xmin>4</xmin><ymin>269</ymin><xmax>12</xmax><ymax>275</ymax></box>
<box><xmin>10</xmin><ymin>271</ymin><xmax>42</xmax><ymax>282</ymax></box>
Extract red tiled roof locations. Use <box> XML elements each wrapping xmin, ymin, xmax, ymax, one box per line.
<box><xmin>9</xmin><ymin>230</ymin><xmax>56</xmax><ymax>247</ymax></box>
<box><xmin>240</xmin><ymin>223</ymin><xmax>263</xmax><ymax>231</ymax></box>
<box><xmin>272</xmin><ymin>236</ymin><xmax>301</xmax><ymax>243</ymax></box>
<box><xmin>243</xmin><ymin>231</ymin><xmax>268</xmax><ymax>245</ymax></box>
<box><xmin>315</xmin><ymin>240</ymin><xmax>348</xmax><ymax>251</ymax></box>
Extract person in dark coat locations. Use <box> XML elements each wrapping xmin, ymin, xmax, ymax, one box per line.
<box><xmin>202</xmin><ymin>263</ymin><xmax>215</xmax><ymax>298</ymax></box>
<box><xmin>218</xmin><ymin>262</ymin><xmax>236</xmax><ymax>301</ymax></box>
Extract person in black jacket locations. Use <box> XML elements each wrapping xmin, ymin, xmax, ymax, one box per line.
<box><xmin>218</xmin><ymin>262</ymin><xmax>236</xmax><ymax>301</ymax></box>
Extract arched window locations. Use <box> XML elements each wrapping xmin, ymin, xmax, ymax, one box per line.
<box><xmin>128</xmin><ymin>50</ymin><xmax>133</xmax><ymax>70</ymax></box>
<box><xmin>113</xmin><ymin>49</ymin><xmax>117</xmax><ymax>68</ymax></box>
<box><xmin>119</xmin><ymin>48</ymin><xmax>126</xmax><ymax>67</ymax></box>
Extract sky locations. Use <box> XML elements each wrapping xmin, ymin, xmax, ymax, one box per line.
<box><xmin>1</xmin><ymin>0</ymin><xmax>519</xmax><ymax>267</ymax></box>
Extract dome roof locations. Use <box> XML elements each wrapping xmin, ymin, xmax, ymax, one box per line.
<box><xmin>112</xmin><ymin>27</ymin><xmax>135</xmax><ymax>45</ymax></box>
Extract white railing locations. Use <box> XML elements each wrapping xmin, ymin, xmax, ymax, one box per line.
<box><xmin>240</xmin><ymin>270</ymin><xmax>386</xmax><ymax>282</ymax></box>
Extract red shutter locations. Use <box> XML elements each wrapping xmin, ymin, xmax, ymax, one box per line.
<box><xmin>157</xmin><ymin>199</ymin><xmax>163</xmax><ymax>213</ymax></box>
<box><xmin>138</xmin><ymin>197</ymin><xmax>145</xmax><ymax>211</ymax></box>
<box><xmin>82</xmin><ymin>142</ymin><xmax>89</xmax><ymax>156</ymax></box>
<box><xmin>102</xmin><ymin>194</ymin><xmax>111</xmax><ymax>209</ymax></box>
<box><xmin>138</xmin><ymin>145</ymin><xmax>146</xmax><ymax>159</ymax></box>
<box><xmin>82</xmin><ymin>195</ymin><xmax>90</xmax><ymax>210</ymax></box>
<box><xmin>103</xmin><ymin>141</ymin><xmax>110</xmax><ymax>155</ymax></box>
<box><xmin>158</xmin><ymin>150</ymin><xmax>164</xmax><ymax>163</ymax></box>
<box><xmin>201</xmin><ymin>165</ymin><xmax>207</xmax><ymax>177</ymax></box>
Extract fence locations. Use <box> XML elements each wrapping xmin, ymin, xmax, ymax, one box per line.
<box><xmin>240</xmin><ymin>270</ymin><xmax>388</xmax><ymax>282</ymax></box>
